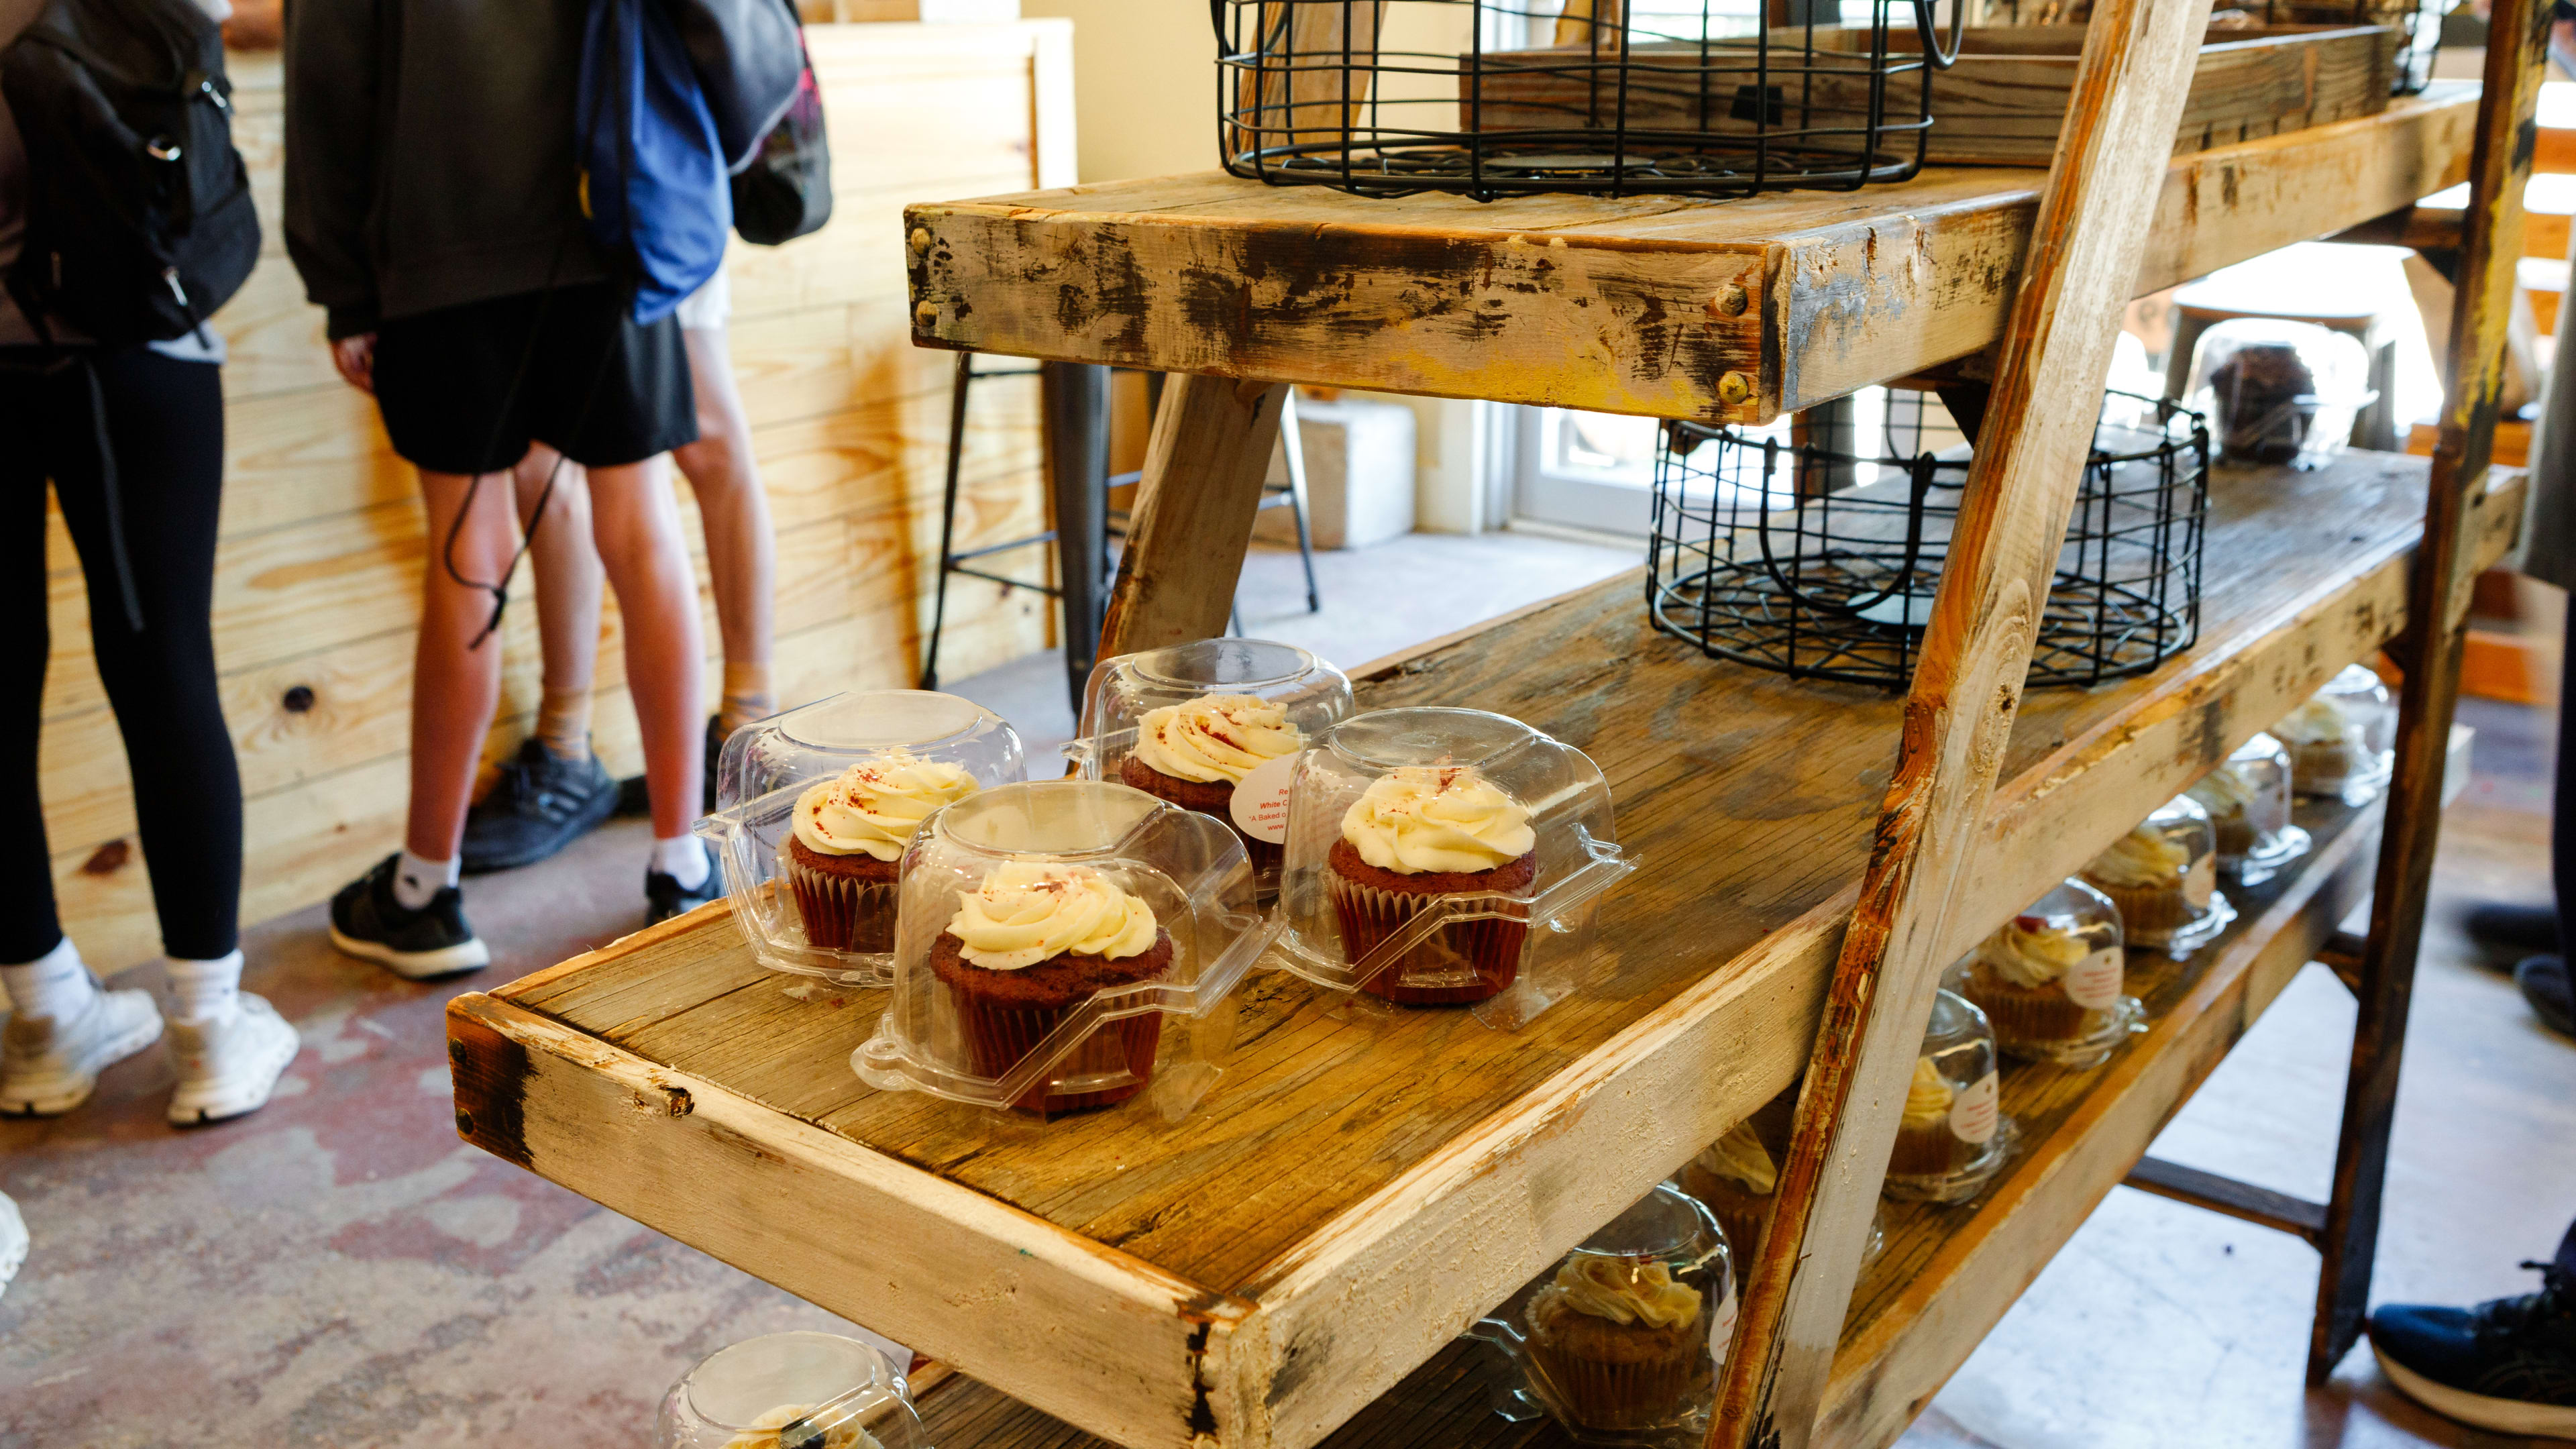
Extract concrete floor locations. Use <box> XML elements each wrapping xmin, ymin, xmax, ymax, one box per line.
<box><xmin>4</xmin><ymin>527</ymin><xmax>2569</xmax><ymax>1448</ymax></box>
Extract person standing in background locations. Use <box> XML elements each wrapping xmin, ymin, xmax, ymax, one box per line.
<box><xmin>460</xmin><ymin>261</ymin><xmax>777</xmax><ymax>873</ymax></box>
<box><xmin>0</xmin><ymin>0</ymin><xmax>301</xmax><ymax>1127</ymax></box>
<box><xmin>286</xmin><ymin>0</ymin><xmax>721</xmax><ymax>977</ymax></box>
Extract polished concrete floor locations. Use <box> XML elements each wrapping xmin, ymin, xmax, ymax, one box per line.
<box><xmin>3</xmin><ymin>526</ymin><xmax>2569</xmax><ymax>1447</ymax></box>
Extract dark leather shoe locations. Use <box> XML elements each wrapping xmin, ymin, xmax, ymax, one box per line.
<box><xmin>2519</xmin><ymin>956</ymin><xmax>2573</xmax><ymax>1038</ymax></box>
<box><xmin>2463</xmin><ymin>902</ymin><xmax>2559</xmax><ymax>961</ymax></box>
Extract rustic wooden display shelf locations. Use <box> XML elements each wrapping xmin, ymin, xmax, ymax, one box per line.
<box><xmin>902</xmin><ymin>85</ymin><xmax>2478</xmax><ymax>425</ymax></box>
<box><xmin>896</xmin><ymin>789</ymin><xmax>2385</xmax><ymax>1449</ymax></box>
<box><xmin>449</xmin><ymin>453</ymin><xmax>2519</xmax><ymax>1449</ymax></box>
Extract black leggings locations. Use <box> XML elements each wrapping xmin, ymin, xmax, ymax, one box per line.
<box><xmin>1</xmin><ymin>347</ymin><xmax>240</xmax><ymax>963</ymax></box>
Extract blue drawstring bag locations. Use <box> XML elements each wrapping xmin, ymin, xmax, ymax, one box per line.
<box><xmin>578</xmin><ymin>0</ymin><xmax>730</xmax><ymax>325</ymax></box>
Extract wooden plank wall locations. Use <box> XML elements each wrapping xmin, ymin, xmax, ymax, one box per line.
<box><xmin>37</xmin><ymin>21</ymin><xmax>1074</xmax><ymax>967</ymax></box>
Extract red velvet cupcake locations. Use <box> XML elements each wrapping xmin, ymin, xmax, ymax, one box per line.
<box><xmin>781</xmin><ymin>751</ymin><xmax>981</xmax><ymax>953</ymax></box>
<box><xmin>929</xmin><ymin>861</ymin><xmax>1173</xmax><ymax>1116</ymax></box>
<box><xmin>1326</xmin><ymin>765</ymin><xmax>1539</xmax><ymax>1006</ymax></box>
<box><xmin>1118</xmin><ymin>694</ymin><xmax>1306</xmax><ymax>879</ymax></box>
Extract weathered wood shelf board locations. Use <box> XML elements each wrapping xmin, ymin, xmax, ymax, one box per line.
<box><xmin>900</xmin><ymin>794</ymin><xmax>2383</xmax><ymax>1449</ymax></box>
<box><xmin>450</xmin><ymin>454</ymin><xmax>2519</xmax><ymax>1449</ymax></box>
<box><xmin>904</xmin><ymin>87</ymin><xmax>2475</xmax><ymax>426</ymax></box>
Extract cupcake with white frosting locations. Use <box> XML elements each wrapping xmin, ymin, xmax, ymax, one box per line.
<box><xmin>927</xmin><ymin>861</ymin><xmax>1173</xmax><ymax>1116</ymax></box>
<box><xmin>2084</xmin><ymin>822</ymin><xmax>2200</xmax><ymax>936</ymax></box>
<box><xmin>2274</xmin><ymin>695</ymin><xmax>2366</xmax><ymax>798</ymax></box>
<box><xmin>1119</xmin><ymin>694</ymin><xmax>1306</xmax><ymax>875</ymax></box>
<box><xmin>1887</xmin><ymin>1056</ymin><xmax>1962</xmax><ymax>1178</ymax></box>
<box><xmin>1327</xmin><ymin>765</ymin><xmax>1538</xmax><ymax>1005</ymax></box>
<box><xmin>1958</xmin><ymin>911</ymin><xmax>2122</xmax><ymax>1053</ymax></box>
<box><xmin>782</xmin><ymin>752</ymin><xmax>980</xmax><ymax>952</ymax></box>
<box><xmin>1678</xmin><ymin>1120</ymin><xmax>1778</xmax><ymax>1263</ymax></box>
<box><xmin>1523</xmin><ymin>1252</ymin><xmax>1709</xmax><ymax>1432</ymax></box>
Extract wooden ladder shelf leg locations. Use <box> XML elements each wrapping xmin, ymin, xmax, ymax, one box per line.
<box><xmin>1095</xmin><ymin>374</ymin><xmax>1291</xmax><ymax>663</ymax></box>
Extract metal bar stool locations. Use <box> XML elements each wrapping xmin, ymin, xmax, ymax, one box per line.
<box><xmin>924</xmin><ymin>361</ymin><xmax>1320</xmax><ymax>706</ymax></box>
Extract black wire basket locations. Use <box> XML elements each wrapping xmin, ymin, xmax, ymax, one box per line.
<box><xmin>1646</xmin><ymin>390</ymin><xmax>2210</xmax><ymax>689</ymax></box>
<box><xmin>1214</xmin><ymin>0</ymin><xmax>1963</xmax><ymax>201</ymax></box>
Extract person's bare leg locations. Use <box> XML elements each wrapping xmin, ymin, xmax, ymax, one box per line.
<box><xmin>588</xmin><ymin>455</ymin><xmax>706</xmax><ymax>840</ymax></box>
<box><xmin>513</xmin><ymin>444</ymin><xmax>604</xmax><ymax>759</ymax></box>
<box><xmin>406</xmin><ymin>469</ymin><xmax>519</xmax><ymax>860</ymax></box>
<box><xmin>671</xmin><ymin>326</ymin><xmax>775</xmax><ymax>731</ymax></box>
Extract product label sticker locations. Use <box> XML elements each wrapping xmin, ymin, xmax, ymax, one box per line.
<box><xmin>2184</xmin><ymin>853</ymin><xmax>2216</xmax><ymax>910</ymax></box>
<box><xmin>2063</xmin><ymin>947</ymin><xmax>2125</xmax><ymax>1010</ymax></box>
<box><xmin>1230</xmin><ymin>754</ymin><xmax>1299</xmax><ymax>844</ymax></box>
<box><xmin>1948</xmin><ymin>1071</ymin><xmax>2001</xmax><ymax>1146</ymax></box>
<box><xmin>1709</xmin><ymin>1283</ymin><xmax>1740</xmax><ymax>1368</ymax></box>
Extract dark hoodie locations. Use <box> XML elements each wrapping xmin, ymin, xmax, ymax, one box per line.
<box><xmin>284</xmin><ymin>0</ymin><xmax>610</xmax><ymax>340</ymax></box>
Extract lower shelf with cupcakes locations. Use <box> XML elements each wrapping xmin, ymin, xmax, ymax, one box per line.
<box><xmin>446</xmin><ymin>452</ymin><xmax>2507</xmax><ymax>1449</ymax></box>
<box><xmin>894</xmin><ymin>789</ymin><xmax>2381</xmax><ymax>1449</ymax></box>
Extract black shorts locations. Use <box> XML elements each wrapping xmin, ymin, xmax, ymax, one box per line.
<box><xmin>372</xmin><ymin>282</ymin><xmax>698</xmax><ymax>474</ymax></box>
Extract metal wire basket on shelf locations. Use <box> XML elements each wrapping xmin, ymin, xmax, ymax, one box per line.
<box><xmin>1646</xmin><ymin>389</ymin><xmax>2210</xmax><ymax>690</ymax></box>
<box><xmin>1214</xmin><ymin>0</ymin><xmax>1964</xmax><ymax>201</ymax></box>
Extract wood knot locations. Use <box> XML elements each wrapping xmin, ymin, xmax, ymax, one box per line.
<box><xmin>661</xmin><ymin>1085</ymin><xmax>694</xmax><ymax>1117</ymax></box>
<box><xmin>914</xmin><ymin>301</ymin><xmax>941</xmax><ymax>328</ymax></box>
<box><xmin>282</xmin><ymin>684</ymin><xmax>316</xmax><ymax>713</ymax></box>
<box><xmin>80</xmin><ymin>839</ymin><xmax>131</xmax><ymax>876</ymax></box>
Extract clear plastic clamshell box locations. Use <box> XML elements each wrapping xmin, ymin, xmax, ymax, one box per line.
<box><xmin>2079</xmin><ymin>794</ymin><xmax>2237</xmax><ymax>959</ymax></box>
<box><xmin>1067</xmin><ymin>637</ymin><xmax>1354</xmax><ymax>895</ymax></box>
<box><xmin>696</xmin><ymin>691</ymin><xmax>1025</xmax><ymax>986</ymax></box>
<box><xmin>1468</xmin><ymin>1182</ymin><xmax>1735</xmax><ymax>1446</ymax></box>
<box><xmin>852</xmin><ymin>779</ymin><xmax>1275</xmax><ymax>1119</ymax></box>
<box><xmin>1951</xmin><ymin>877</ymin><xmax>2143</xmax><ymax>1071</ymax></box>
<box><xmin>2185</xmin><ymin>318</ymin><xmax>2377</xmax><ymax>470</ymax></box>
<box><xmin>2276</xmin><ymin>662</ymin><xmax>2397</xmax><ymax>806</ymax></box>
<box><xmin>2187</xmin><ymin>731</ymin><xmax>2312</xmax><ymax>887</ymax></box>
<box><xmin>1271</xmin><ymin>706</ymin><xmax>1635</xmax><ymax>1028</ymax></box>
<box><xmin>1881</xmin><ymin>989</ymin><xmax>2016</xmax><ymax>1205</ymax></box>
<box><xmin>658</xmin><ymin>1332</ymin><xmax>929</xmax><ymax>1449</ymax></box>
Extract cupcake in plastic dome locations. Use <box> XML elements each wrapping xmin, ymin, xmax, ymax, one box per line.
<box><xmin>658</xmin><ymin>1332</ymin><xmax>928</xmax><ymax>1449</ymax></box>
<box><xmin>1882</xmin><ymin>990</ymin><xmax>2014</xmax><ymax>1204</ymax></box>
<box><xmin>1952</xmin><ymin>879</ymin><xmax>2142</xmax><ymax>1069</ymax></box>
<box><xmin>2274</xmin><ymin>663</ymin><xmax>2397</xmax><ymax>806</ymax></box>
<box><xmin>1329</xmin><ymin>764</ymin><xmax>1540</xmax><ymax>1003</ymax></box>
<box><xmin>783</xmin><ymin>753</ymin><xmax>981</xmax><ymax>954</ymax></box>
<box><xmin>1675</xmin><ymin>1119</ymin><xmax>1888</xmax><ymax>1272</ymax></box>
<box><xmin>2080</xmin><ymin>796</ymin><xmax>2235</xmax><ymax>958</ymax></box>
<box><xmin>2186</xmin><ymin>732</ymin><xmax>2310</xmax><ymax>886</ymax></box>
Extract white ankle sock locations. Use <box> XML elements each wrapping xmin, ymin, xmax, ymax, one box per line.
<box><xmin>2</xmin><ymin>937</ymin><xmax>98</xmax><ymax>1022</ymax></box>
<box><xmin>651</xmin><ymin>835</ymin><xmax>710</xmax><ymax>890</ymax></box>
<box><xmin>165</xmin><ymin>950</ymin><xmax>245</xmax><ymax>1026</ymax></box>
<box><xmin>393</xmin><ymin>851</ymin><xmax>459</xmax><ymax>912</ymax></box>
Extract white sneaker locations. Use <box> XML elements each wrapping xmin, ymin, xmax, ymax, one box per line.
<box><xmin>165</xmin><ymin>994</ymin><xmax>300</xmax><ymax>1126</ymax></box>
<box><xmin>0</xmin><ymin>981</ymin><xmax>162</xmax><ymax>1116</ymax></box>
<box><xmin>0</xmin><ymin>1191</ymin><xmax>24</xmax><ymax>1301</ymax></box>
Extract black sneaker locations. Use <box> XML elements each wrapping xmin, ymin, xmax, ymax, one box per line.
<box><xmin>2520</xmin><ymin>955</ymin><xmax>2573</xmax><ymax>1038</ymax></box>
<box><xmin>328</xmin><ymin>855</ymin><xmax>490</xmax><ymax>979</ymax></box>
<box><xmin>645</xmin><ymin>841</ymin><xmax>721</xmax><ymax>927</ymax></box>
<box><xmin>461</xmin><ymin>738</ymin><xmax>619</xmax><ymax>874</ymax></box>
<box><xmin>704</xmin><ymin>714</ymin><xmax>727</xmax><ymax>812</ymax></box>
<box><xmin>2368</xmin><ymin>1238</ymin><xmax>2576</xmax><ymax>1440</ymax></box>
<box><xmin>2465</xmin><ymin>902</ymin><xmax>2560</xmax><ymax>963</ymax></box>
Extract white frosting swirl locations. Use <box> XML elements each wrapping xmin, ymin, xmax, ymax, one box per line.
<box><xmin>1550</xmin><ymin>1255</ymin><xmax>1703</xmax><ymax>1330</ymax></box>
<box><xmin>2272</xmin><ymin>696</ymin><xmax>2353</xmax><ymax>746</ymax></box>
<box><xmin>947</xmin><ymin>861</ymin><xmax>1160</xmax><ymax>971</ymax></box>
<box><xmin>1131</xmin><ymin>694</ymin><xmax>1304</xmax><ymax>786</ymax></box>
<box><xmin>1976</xmin><ymin>916</ymin><xmax>2091</xmax><ymax>988</ymax></box>
<box><xmin>1697</xmin><ymin>1121</ymin><xmax>1777</xmax><ymax>1195</ymax></box>
<box><xmin>792</xmin><ymin>751</ymin><xmax>979</xmax><ymax>862</ymax></box>
<box><xmin>1338</xmin><ymin>766</ymin><xmax>1536</xmax><ymax>875</ymax></box>
<box><xmin>2187</xmin><ymin>763</ymin><xmax>2263</xmax><ymax>816</ymax></box>
<box><xmin>2085</xmin><ymin>824</ymin><xmax>2194</xmax><ymax>888</ymax></box>
<box><xmin>1900</xmin><ymin>1056</ymin><xmax>1954</xmax><ymax>1127</ymax></box>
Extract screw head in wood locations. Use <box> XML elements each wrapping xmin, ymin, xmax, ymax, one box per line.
<box><xmin>914</xmin><ymin>301</ymin><xmax>940</xmax><ymax>328</ymax></box>
<box><xmin>1711</xmin><ymin>284</ymin><xmax>1750</xmax><ymax>318</ymax></box>
<box><xmin>1718</xmin><ymin>371</ymin><xmax>1754</xmax><ymax>406</ymax></box>
<box><xmin>908</xmin><ymin>227</ymin><xmax>932</xmax><ymax>257</ymax></box>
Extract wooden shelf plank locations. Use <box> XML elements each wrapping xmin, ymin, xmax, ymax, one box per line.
<box><xmin>450</xmin><ymin>453</ymin><xmax>2520</xmax><ymax>1449</ymax></box>
<box><xmin>904</xmin><ymin>87</ymin><xmax>2479</xmax><ymax>424</ymax></box>
<box><xmin>900</xmin><ymin>792</ymin><xmax>2384</xmax><ymax>1449</ymax></box>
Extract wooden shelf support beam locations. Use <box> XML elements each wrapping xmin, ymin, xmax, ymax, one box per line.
<box><xmin>2123</xmin><ymin>1155</ymin><xmax>2330</xmax><ymax>1249</ymax></box>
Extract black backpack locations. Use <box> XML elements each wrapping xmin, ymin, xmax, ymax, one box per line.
<box><xmin>729</xmin><ymin>25</ymin><xmax>829</xmax><ymax>248</ymax></box>
<box><xmin>1</xmin><ymin>0</ymin><xmax>259</xmax><ymax>345</ymax></box>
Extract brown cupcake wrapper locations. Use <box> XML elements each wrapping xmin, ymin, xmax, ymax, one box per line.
<box><xmin>2091</xmin><ymin>878</ymin><xmax>2194</xmax><ymax>933</ymax></box>
<box><xmin>2211</xmin><ymin>816</ymin><xmax>2257</xmax><ymax>860</ymax></box>
<box><xmin>1328</xmin><ymin>871</ymin><xmax>1526</xmax><ymax>1006</ymax></box>
<box><xmin>1887</xmin><ymin>1118</ymin><xmax>1966</xmax><ymax>1178</ymax></box>
<box><xmin>782</xmin><ymin>854</ymin><xmax>898</xmax><ymax>954</ymax></box>
<box><xmin>1970</xmin><ymin>981</ymin><xmax>2093</xmax><ymax>1047</ymax></box>
<box><xmin>1525</xmin><ymin>1331</ymin><xmax>1707</xmax><ymax>1432</ymax></box>
<box><xmin>947</xmin><ymin>991</ymin><xmax>1165</xmax><ymax>1117</ymax></box>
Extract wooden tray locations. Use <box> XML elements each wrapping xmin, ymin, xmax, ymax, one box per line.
<box><xmin>1464</xmin><ymin>24</ymin><xmax>2400</xmax><ymax>164</ymax></box>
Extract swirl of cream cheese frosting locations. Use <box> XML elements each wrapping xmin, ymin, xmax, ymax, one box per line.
<box><xmin>2187</xmin><ymin>762</ymin><xmax>2263</xmax><ymax>817</ymax></box>
<box><xmin>2271</xmin><ymin>696</ymin><xmax>2353</xmax><ymax>746</ymax></box>
<box><xmin>1550</xmin><ymin>1255</ymin><xmax>1703</xmax><ymax>1330</ymax></box>
<box><xmin>1338</xmin><ymin>765</ymin><xmax>1537</xmax><ymax>875</ymax></box>
<box><xmin>1900</xmin><ymin>1056</ymin><xmax>1955</xmax><ymax>1127</ymax></box>
<box><xmin>722</xmin><ymin>1405</ymin><xmax>879</xmax><ymax>1449</ymax></box>
<box><xmin>1976</xmin><ymin>915</ymin><xmax>2092</xmax><ymax>988</ymax></box>
<box><xmin>1698</xmin><ymin>1120</ymin><xmax>1778</xmax><ymax>1195</ymax></box>
<box><xmin>2084</xmin><ymin>824</ymin><xmax>2194</xmax><ymax>888</ymax></box>
<box><xmin>792</xmin><ymin>751</ymin><xmax>979</xmax><ymax>862</ymax></box>
<box><xmin>947</xmin><ymin>861</ymin><xmax>1160</xmax><ymax>971</ymax></box>
<box><xmin>1130</xmin><ymin>693</ymin><xmax>1305</xmax><ymax>786</ymax></box>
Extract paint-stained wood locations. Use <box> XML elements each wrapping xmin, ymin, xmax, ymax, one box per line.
<box><xmin>906</xmin><ymin>85</ymin><xmax>2476</xmax><ymax>424</ymax></box>
<box><xmin>44</xmin><ymin>23</ymin><xmax>1071</xmax><ymax>968</ymax></box>
<box><xmin>451</xmin><ymin>454</ymin><xmax>2520</xmax><ymax>1449</ymax></box>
